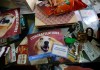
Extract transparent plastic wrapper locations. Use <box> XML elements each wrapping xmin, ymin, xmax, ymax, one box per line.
<box><xmin>79</xmin><ymin>5</ymin><xmax>99</xmax><ymax>38</ymax></box>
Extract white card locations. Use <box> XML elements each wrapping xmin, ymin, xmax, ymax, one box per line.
<box><xmin>10</xmin><ymin>43</ymin><xmax>16</xmax><ymax>62</ymax></box>
<box><xmin>0</xmin><ymin>47</ymin><xmax>6</xmax><ymax>57</ymax></box>
<box><xmin>83</xmin><ymin>41</ymin><xmax>100</xmax><ymax>61</ymax></box>
<box><xmin>52</xmin><ymin>44</ymin><xmax>68</xmax><ymax>58</ymax></box>
<box><xmin>80</xmin><ymin>10</ymin><xmax>96</xmax><ymax>17</ymax></box>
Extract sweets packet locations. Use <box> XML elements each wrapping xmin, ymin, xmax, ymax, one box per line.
<box><xmin>0</xmin><ymin>8</ymin><xmax>20</xmax><ymax>38</ymax></box>
<box><xmin>37</xmin><ymin>0</ymin><xmax>87</xmax><ymax>16</ymax></box>
<box><xmin>28</xmin><ymin>29</ymin><xmax>65</xmax><ymax>65</ymax></box>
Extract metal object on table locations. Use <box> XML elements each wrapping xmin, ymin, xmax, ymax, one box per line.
<box><xmin>77</xmin><ymin>32</ymin><xmax>87</xmax><ymax>43</ymax></box>
<box><xmin>86</xmin><ymin>27</ymin><xmax>94</xmax><ymax>42</ymax></box>
<box><xmin>77</xmin><ymin>27</ymin><xmax>94</xmax><ymax>43</ymax></box>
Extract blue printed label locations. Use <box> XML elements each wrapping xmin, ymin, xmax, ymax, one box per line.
<box><xmin>28</xmin><ymin>52</ymin><xmax>55</xmax><ymax>61</ymax></box>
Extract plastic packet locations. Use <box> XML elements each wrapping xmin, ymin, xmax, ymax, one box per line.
<box><xmin>37</xmin><ymin>0</ymin><xmax>87</xmax><ymax>16</ymax></box>
<box><xmin>53</xmin><ymin>0</ymin><xmax>87</xmax><ymax>15</ymax></box>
